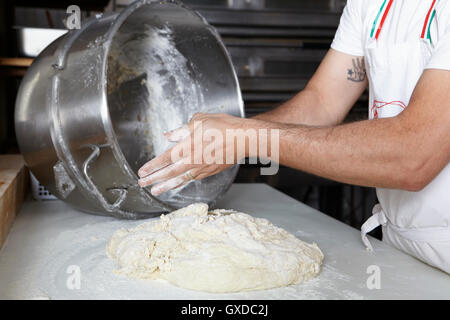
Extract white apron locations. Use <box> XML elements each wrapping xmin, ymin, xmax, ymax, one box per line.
<box><xmin>360</xmin><ymin>1</ymin><xmax>450</xmax><ymax>274</ymax></box>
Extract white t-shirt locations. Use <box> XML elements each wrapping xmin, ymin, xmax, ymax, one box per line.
<box><xmin>331</xmin><ymin>0</ymin><xmax>450</xmax><ymax>274</ymax></box>
<box><xmin>331</xmin><ymin>0</ymin><xmax>450</xmax><ymax>71</ymax></box>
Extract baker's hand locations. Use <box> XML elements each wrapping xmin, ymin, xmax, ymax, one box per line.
<box><xmin>137</xmin><ymin>113</ymin><xmax>245</xmax><ymax>196</ymax></box>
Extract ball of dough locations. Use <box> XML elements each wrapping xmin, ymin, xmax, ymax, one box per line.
<box><xmin>107</xmin><ymin>203</ymin><xmax>323</xmax><ymax>293</ymax></box>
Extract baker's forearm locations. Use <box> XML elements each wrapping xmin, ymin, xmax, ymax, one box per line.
<box><xmin>246</xmin><ymin>116</ymin><xmax>440</xmax><ymax>191</ymax></box>
<box><xmin>253</xmin><ymin>87</ymin><xmax>340</xmax><ymax>127</ymax></box>
<box><xmin>137</xmin><ymin>66</ymin><xmax>450</xmax><ymax>197</ymax></box>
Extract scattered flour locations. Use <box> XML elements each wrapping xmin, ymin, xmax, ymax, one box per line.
<box><xmin>0</xmin><ymin>203</ymin><xmax>364</xmax><ymax>300</ymax></box>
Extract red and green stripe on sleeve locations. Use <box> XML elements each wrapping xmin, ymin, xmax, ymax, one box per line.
<box><xmin>370</xmin><ymin>0</ymin><xmax>394</xmax><ymax>40</ymax></box>
<box><xmin>421</xmin><ymin>0</ymin><xmax>438</xmax><ymax>43</ymax></box>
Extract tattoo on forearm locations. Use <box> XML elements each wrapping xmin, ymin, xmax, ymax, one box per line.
<box><xmin>347</xmin><ymin>57</ymin><xmax>366</xmax><ymax>82</ymax></box>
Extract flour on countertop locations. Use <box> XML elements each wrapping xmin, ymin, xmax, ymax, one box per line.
<box><xmin>0</xmin><ymin>204</ymin><xmax>363</xmax><ymax>300</ymax></box>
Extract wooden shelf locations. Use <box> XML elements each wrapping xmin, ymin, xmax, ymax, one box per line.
<box><xmin>0</xmin><ymin>57</ymin><xmax>33</xmax><ymax>68</ymax></box>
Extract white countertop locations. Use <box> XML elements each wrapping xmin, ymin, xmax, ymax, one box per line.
<box><xmin>0</xmin><ymin>183</ymin><xmax>448</xmax><ymax>299</ymax></box>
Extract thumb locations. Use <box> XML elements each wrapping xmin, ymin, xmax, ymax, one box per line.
<box><xmin>164</xmin><ymin>126</ymin><xmax>191</xmax><ymax>142</ymax></box>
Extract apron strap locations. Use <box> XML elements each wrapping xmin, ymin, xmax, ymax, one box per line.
<box><xmin>361</xmin><ymin>204</ymin><xmax>387</xmax><ymax>251</ymax></box>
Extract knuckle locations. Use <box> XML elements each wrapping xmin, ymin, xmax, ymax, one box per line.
<box><xmin>191</xmin><ymin>112</ymin><xmax>203</xmax><ymax>120</ymax></box>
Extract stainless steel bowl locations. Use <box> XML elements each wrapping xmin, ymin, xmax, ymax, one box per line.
<box><xmin>15</xmin><ymin>0</ymin><xmax>244</xmax><ymax>219</ymax></box>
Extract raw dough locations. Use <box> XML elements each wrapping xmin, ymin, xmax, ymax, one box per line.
<box><xmin>106</xmin><ymin>203</ymin><xmax>324</xmax><ymax>293</ymax></box>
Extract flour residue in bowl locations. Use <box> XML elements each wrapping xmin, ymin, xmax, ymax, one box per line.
<box><xmin>107</xmin><ymin>24</ymin><xmax>205</xmax><ymax>163</ymax></box>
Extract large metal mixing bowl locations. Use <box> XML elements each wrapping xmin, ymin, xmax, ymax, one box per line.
<box><xmin>15</xmin><ymin>0</ymin><xmax>244</xmax><ymax>219</ymax></box>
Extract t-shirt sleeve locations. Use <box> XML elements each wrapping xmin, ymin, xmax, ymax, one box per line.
<box><xmin>425</xmin><ymin>21</ymin><xmax>450</xmax><ymax>70</ymax></box>
<box><xmin>331</xmin><ymin>0</ymin><xmax>364</xmax><ymax>57</ymax></box>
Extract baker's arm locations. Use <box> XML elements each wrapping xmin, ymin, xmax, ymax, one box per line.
<box><xmin>138</xmin><ymin>69</ymin><xmax>450</xmax><ymax>195</ymax></box>
<box><xmin>137</xmin><ymin>49</ymin><xmax>368</xmax><ymax>193</ymax></box>
<box><xmin>253</xmin><ymin>48</ymin><xmax>367</xmax><ymax>126</ymax></box>
<box><xmin>251</xmin><ymin>69</ymin><xmax>450</xmax><ymax>191</ymax></box>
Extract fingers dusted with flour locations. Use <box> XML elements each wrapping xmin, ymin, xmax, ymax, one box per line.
<box><xmin>164</xmin><ymin>125</ymin><xmax>191</xmax><ymax>143</ymax></box>
<box><xmin>138</xmin><ymin>148</ymin><xmax>174</xmax><ymax>179</ymax></box>
<box><xmin>137</xmin><ymin>113</ymin><xmax>246</xmax><ymax>195</ymax></box>
<box><xmin>150</xmin><ymin>171</ymin><xmax>197</xmax><ymax>196</ymax></box>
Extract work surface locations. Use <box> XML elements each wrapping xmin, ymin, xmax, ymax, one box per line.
<box><xmin>0</xmin><ymin>184</ymin><xmax>448</xmax><ymax>299</ymax></box>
